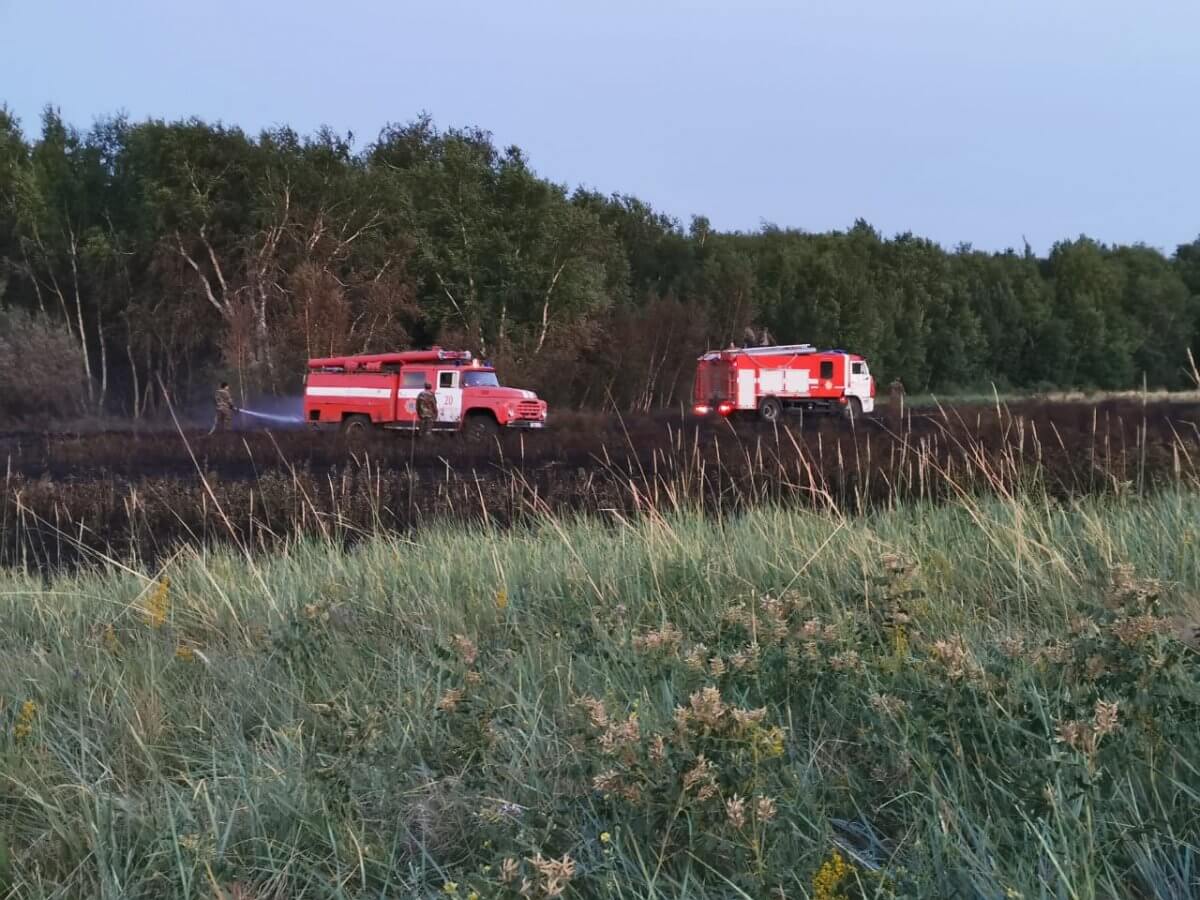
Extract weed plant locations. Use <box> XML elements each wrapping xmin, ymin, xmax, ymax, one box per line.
<box><xmin>1</xmin><ymin>489</ymin><xmax>1198</xmax><ymax>898</ymax></box>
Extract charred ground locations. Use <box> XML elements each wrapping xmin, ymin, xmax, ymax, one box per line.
<box><xmin>3</xmin><ymin>397</ymin><xmax>1198</xmax><ymax>568</ymax></box>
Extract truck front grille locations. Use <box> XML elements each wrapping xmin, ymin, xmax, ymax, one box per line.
<box><xmin>515</xmin><ymin>401</ymin><xmax>544</xmax><ymax>419</ymax></box>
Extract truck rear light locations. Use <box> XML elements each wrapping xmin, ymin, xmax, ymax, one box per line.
<box><xmin>717</xmin><ymin>401</ymin><xmax>734</xmax><ymax>416</ymax></box>
<box><xmin>693</xmin><ymin>404</ymin><xmax>711</xmax><ymax>415</ymax></box>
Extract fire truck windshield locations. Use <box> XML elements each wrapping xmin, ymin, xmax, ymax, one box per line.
<box><xmin>462</xmin><ymin>370</ymin><xmax>500</xmax><ymax>388</ymax></box>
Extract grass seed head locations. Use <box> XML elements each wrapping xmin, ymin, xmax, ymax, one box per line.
<box><xmin>687</xmin><ymin>686</ymin><xmax>728</xmax><ymax>729</ymax></box>
<box><xmin>499</xmin><ymin>857</ymin><xmax>519</xmax><ymax>884</ymax></box>
<box><xmin>452</xmin><ymin>634</ymin><xmax>478</xmax><ymax>666</ymax></box>
<box><xmin>684</xmin><ymin>643</ymin><xmax>709</xmax><ymax>671</ymax></box>
<box><xmin>755</xmin><ymin>795</ymin><xmax>778</xmax><ymax>822</ymax></box>
<box><xmin>1093</xmin><ymin>699</ymin><xmax>1120</xmax><ymax>737</ymax></box>
<box><xmin>632</xmin><ymin>623</ymin><xmax>683</xmax><ymax>655</ymax></box>
<box><xmin>1111</xmin><ymin>614</ymin><xmax>1169</xmax><ymax>646</ymax></box>
<box><xmin>577</xmin><ymin>696</ymin><xmax>609</xmax><ymax>730</ymax></box>
<box><xmin>725</xmin><ymin>793</ymin><xmax>746</xmax><ymax>829</ymax></box>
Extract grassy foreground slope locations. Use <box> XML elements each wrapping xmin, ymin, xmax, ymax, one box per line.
<box><xmin>1</xmin><ymin>494</ymin><xmax>1198</xmax><ymax>899</ymax></box>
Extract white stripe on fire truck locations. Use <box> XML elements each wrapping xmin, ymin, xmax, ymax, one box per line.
<box><xmin>305</xmin><ymin>386</ymin><xmax>394</xmax><ymax>399</ymax></box>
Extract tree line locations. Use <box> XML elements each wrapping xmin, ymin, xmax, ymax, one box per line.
<box><xmin>1</xmin><ymin>105</ymin><xmax>1197</xmax><ymax>421</ymax></box>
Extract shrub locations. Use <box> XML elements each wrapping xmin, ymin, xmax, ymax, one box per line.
<box><xmin>0</xmin><ymin>309</ymin><xmax>89</xmax><ymax>422</ymax></box>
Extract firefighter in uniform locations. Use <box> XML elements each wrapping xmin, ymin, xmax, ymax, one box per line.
<box><xmin>211</xmin><ymin>382</ymin><xmax>237</xmax><ymax>434</ymax></box>
<box><xmin>416</xmin><ymin>382</ymin><xmax>438</xmax><ymax>438</ymax></box>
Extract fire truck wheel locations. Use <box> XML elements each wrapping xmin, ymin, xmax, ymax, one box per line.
<box><xmin>844</xmin><ymin>397</ymin><xmax>863</xmax><ymax>421</ymax></box>
<box><xmin>339</xmin><ymin>415</ymin><xmax>373</xmax><ymax>440</ymax></box>
<box><xmin>758</xmin><ymin>397</ymin><xmax>783</xmax><ymax>423</ymax></box>
<box><xmin>464</xmin><ymin>413</ymin><xmax>499</xmax><ymax>442</ymax></box>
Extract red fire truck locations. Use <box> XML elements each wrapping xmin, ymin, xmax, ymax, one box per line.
<box><xmin>303</xmin><ymin>348</ymin><xmax>548</xmax><ymax>439</ymax></box>
<box><xmin>692</xmin><ymin>343</ymin><xmax>875</xmax><ymax>422</ymax></box>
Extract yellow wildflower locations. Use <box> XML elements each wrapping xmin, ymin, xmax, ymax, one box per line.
<box><xmin>467</xmin><ymin>892</ymin><xmax>480</xmax><ymax>900</ymax></box>
<box><xmin>813</xmin><ymin>849</ymin><xmax>852</xmax><ymax>900</ymax></box>
<box><xmin>144</xmin><ymin>576</ymin><xmax>170</xmax><ymax>628</ymax></box>
<box><xmin>14</xmin><ymin>699</ymin><xmax>37</xmax><ymax>741</ymax></box>
<box><xmin>495</xmin><ymin>588</ymin><xmax>508</xmax><ymax>611</ymax></box>
<box><xmin>442</xmin><ymin>881</ymin><xmax>458</xmax><ymax>895</ymax></box>
<box><xmin>751</xmin><ymin>724</ymin><xmax>786</xmax><ymax>759</ymax></box>
<box><xmin>599</xmin><ymin>831</ymin><xmax>611</xmax><ymax>844</ymax></box>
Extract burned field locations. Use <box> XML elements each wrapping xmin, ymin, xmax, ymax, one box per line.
<box><xmin>3</xmin><ymin>397</ymin><xmax>1198</xmax><ymax>568</ymax></box>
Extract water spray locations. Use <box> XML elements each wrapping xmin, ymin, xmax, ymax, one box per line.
<box><xmin>238</xmin><ymin>409</ymin><xmax>304</xmax><ymax>425</ymax></box>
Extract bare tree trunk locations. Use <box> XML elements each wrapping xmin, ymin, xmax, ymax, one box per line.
<box><xmin>436</xmin><ymin>271</ymin><xmax>482</xmax><ymax>352</ymax></box>
<box><xmin>20</xmin><ymin>245</ymin><xmax>47</xmax><ymax>315</ymax></box>
<box><xmin>176</xmin><ymin>228</ymin><xmax>233</xmax><ymax>320</ymax></box>
<box><xmin>66</xmin><ymin>226</ymin><xmax>96</xmax><ymax>405</ymax></box>
<box><xmin>255</xmin><ymin>289</ymin><xmax>274</xmax><ymax>389</ymax></box>
<box><xmin>127</xmin><ymin>340</ymin><xmax>140</xmax><ymax>420</ymax></box>
<box><xmin>144</xmin><ymin>345</ymin><xmax>155</xmax><ymax>417</ymax></box>
<box><xmin>97</xmin><ymin>299</ymin><xmax>108</xmax><ymax>411</ymax></box>
<box><xmin>535</xmin><ymin>259</ymin><xmax>569</xmax><ymax>355</ymax></box>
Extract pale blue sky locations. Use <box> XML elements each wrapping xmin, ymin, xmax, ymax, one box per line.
<box><xmin>2</xmin><ymin>0</ymin><xmax>1198</xmax><ymax>253</ymax></box>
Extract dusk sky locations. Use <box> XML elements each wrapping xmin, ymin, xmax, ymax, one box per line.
<box><xmin>2</xmin><ymin>0</ymin><xmax>1197</xmax><ymax>254</ymax></box>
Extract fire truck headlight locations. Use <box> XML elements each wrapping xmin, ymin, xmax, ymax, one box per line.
<box><xmin>693</xmin><ymin>404</ymin><xmax>711</xmax><ymax>416</ymax></box>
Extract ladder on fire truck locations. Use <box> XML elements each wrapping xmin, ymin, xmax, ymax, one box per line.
<box><xmin>703</xmin><ymin>343</ymin><xmax>816</xmax><ymax>357</ymax></box>
<box><xmin>737</xmin><ymin>343</ymin><xmax>815</xmax><ymax>356</ymax></box>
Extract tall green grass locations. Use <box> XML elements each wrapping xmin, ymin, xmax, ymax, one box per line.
<box><xmin>1</xmin><ymin>492</ymin><xmax>1198</xmax><ymax>899</ymax></box>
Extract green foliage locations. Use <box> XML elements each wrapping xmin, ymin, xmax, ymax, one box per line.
<box><xmin>1</xmin><ymin>492</ymin><xmax>1199</xmax><ymax>897</ymax></box>
<box><xmin>0</xmin><ymin>105</ymin><xmax>1198</xmax><ymax>415</ymax></box>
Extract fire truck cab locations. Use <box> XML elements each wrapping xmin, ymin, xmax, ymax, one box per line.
<box><xmin>693</xmin><ymin>343</ymin><xmax>875</xmax><ymax>422</ymax></box>
<box><xmin>303</xmin><ymin>348</ymin><xmax>548</xmax><ymax>439</ymax></box>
